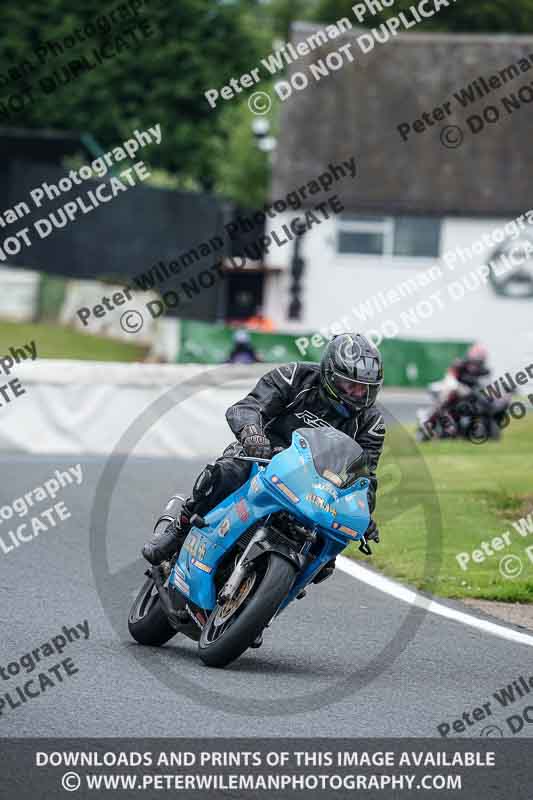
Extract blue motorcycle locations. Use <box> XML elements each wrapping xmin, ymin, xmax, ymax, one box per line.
<box><xmin>128</xmin><ymin>427</ymin><xmax>373</xmax><ymax>668</ymax></box>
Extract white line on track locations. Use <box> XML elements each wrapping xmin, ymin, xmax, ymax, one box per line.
<box><xmin>338</xmin><ymin>555</ymin><xmax>533</xmax><ymax>648</ymax></box>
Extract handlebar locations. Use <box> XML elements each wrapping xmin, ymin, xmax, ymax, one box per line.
<box><xmin>233</xmin><ymin>455</ymin><xmax>272</xmax><ymax>464</ymax></box>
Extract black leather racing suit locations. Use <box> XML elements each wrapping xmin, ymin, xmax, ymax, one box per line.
<box><xmin>188</xmin><ymin>362</ymin><xmax>386</xmax><ymax>517</ymax></box>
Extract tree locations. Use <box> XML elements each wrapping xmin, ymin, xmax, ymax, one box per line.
<box><xmin>262</xmin><ymin>0</ymin><xmax>318</xmax><ymax>39</ymax></box>
<box><xmin>310</xmin><ymin>0</ymin><xmax>533</xmax><ymax>32</ymax></box>
<box><xmin>213</xmin><ymin>95</ymin><xmax>274</xmax><ymax>208</ymax></box>
<box><xmin>0</xmin><ymin>0</ymin><xmax>266</xmax><ymax>190</ymax></box>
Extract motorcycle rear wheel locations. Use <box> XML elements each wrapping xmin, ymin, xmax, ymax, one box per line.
<box><xmin>128</xmin><ymin>576</ymin><xmax>177</xmax><ymax>646</ymax></box>
<box><xmin>198</xmin><ymin>553</ymin><xmax>296</xmax><ymax>668</ymax></box>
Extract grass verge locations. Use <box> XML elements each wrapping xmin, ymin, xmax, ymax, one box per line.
<box><xmin>347</xmin><ymin>414</ymin><xmax>533</xmax><ymax>603</ymax></box>
<box><xmin>0</xmin><ymin>320</ymin><xmax>147</xmax><ymax>362</ymax></box>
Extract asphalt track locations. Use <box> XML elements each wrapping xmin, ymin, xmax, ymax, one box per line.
<box><xmin>1</xmin><ymin>395</ymin><xmax>532</xmax><ymax>739</ymax></box>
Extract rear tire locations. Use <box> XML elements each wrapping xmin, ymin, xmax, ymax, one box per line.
<box><xmin>128</xmin><ymin>576</ymin><xmax>177</xmax><ymax>646</ymax></box>
<box><xmin>198</xmin><ymin>554</ymin><xmax>296</xmax><ymax>668</ymax></box>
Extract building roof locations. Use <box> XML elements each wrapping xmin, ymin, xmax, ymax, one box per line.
<box><xmin>272</xmin><ymin>23</ymin><xmax>533</xmax><ymax>217</ymax></box>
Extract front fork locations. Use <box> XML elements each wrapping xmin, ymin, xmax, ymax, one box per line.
<box><xmin>219</xmin><ymin>524</ymin><xmax>309</xmax><ymax>605</ymax></box>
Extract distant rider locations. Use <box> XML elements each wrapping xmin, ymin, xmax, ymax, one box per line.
<box><xmin>142</xmin><ymin>333</ymin><xmax>386</xmax><ymax>581</ymax></box>
<box><xmin>225</xmin><ymin>330</ymin><xmax>260</xmax><ymax>364</ymax></box>
<box><xmin>425</xmin><ymin>343</ymin><xmax>490</xmax><ymax>435</ymax></box>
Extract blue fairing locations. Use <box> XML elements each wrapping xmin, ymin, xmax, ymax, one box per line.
<box><xmin>170</xmin><ymin>429</ymin><xmax>371</xmax><ymax>611</ymax></box>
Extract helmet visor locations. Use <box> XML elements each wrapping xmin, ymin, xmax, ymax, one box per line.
<box><xmin>333</xmin><ymin>372</ymin><xmax>381</xmax><ymax>409</ymax></box>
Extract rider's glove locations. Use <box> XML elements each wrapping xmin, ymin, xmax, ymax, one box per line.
<box><xmin>240</xmin><ymin>424</ymin><xmax>272</xmax><ymax>459</ymax></box>
<box><xmin>365</xmin><ymin>518</ymin><xmax>380</xmax><ymax>544</ymax></box>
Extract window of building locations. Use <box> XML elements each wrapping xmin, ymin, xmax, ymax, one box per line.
<box><xmin>337</xmin><ymin>215</ymin><xmax>441</xmax><ymax>258</ymax></box>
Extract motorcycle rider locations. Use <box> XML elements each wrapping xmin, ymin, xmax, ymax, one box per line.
<box><xmin>142</xmin><ymin>333</ymin><xmax>386</xmax><ymax>576</ymax></box>
<box><xmin>449</xmin><ymin>343</ymin><xmax>490</xmax><ymax>389</ymax></box>
<box><xmin>424</xmin><ymin>343</ymin><xmax>490</xmax><ymax>436</ymax></box>
<box><xmin>225</xmin><ymin>329</ymin><xmax>260</xmax><ymax>364</ymax></box>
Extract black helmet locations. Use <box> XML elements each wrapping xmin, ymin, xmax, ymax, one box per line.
<box><xmin>320</xmin><ymin>333</ymin><xmax>383</xmax><ymax>412</ymax></box>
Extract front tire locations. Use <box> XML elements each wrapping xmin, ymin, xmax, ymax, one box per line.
<box><xmin>128</xmin><ymin>576</ymin><xmax>177</xmax><ymax>646</ymax></box>
<box><xmin>198</xmin><ymin>554</ymin><xmax>296</xmax><ymax>668</ymax></box>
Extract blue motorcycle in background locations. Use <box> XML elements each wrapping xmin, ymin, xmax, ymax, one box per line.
<box><xmin>128</xmin><ymin>427</ymin><xmax>373</xmax><ymax>668</ymax></box>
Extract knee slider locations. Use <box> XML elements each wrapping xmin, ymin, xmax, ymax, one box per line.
<box><xmin>192</xmin><ymin>464</ymin><xmax>220</xmax><ymax>501</ymax></box>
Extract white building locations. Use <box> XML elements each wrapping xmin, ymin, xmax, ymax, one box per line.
<box><xmin>263</xmin><ymin>24</ymin><xmax>533</xmax><ymax>381</ymax></box>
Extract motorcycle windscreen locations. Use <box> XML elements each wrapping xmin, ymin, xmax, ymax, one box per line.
<box><xmin>296</xmin><ymin>427</ymin><xmax>368</xmax><ymax>489</ymax></box>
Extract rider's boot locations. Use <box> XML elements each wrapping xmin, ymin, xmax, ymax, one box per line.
<box><xmin>421</xmin><ymin>407</ymin><xmax>440</xmax><ymax>439</ymax></box>
<box><xmin>142</xmin><ymin>496</ymin><xmax>194</xmax><ymax>566</ymax></box>
<box><xmin>143</xmin><ymin>464</ymin><xmax>221</xmax><ymax>566</ymax></box>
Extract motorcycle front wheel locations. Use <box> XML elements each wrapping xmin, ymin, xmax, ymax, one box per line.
<box><xmin>198</xmin><ymin>553</ymin><xmax>296</xmax><ymax>668</ymax></box>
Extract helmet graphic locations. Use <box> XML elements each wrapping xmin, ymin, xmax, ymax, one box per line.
<box><xmin>320</xmin><ymin>333</ymin><xmax>383</xmax><ymax>412</ymax></box>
